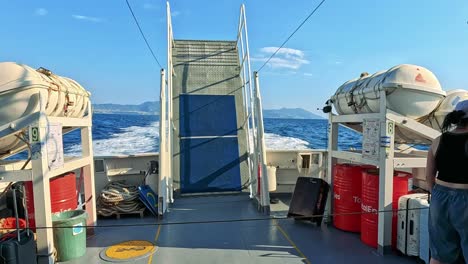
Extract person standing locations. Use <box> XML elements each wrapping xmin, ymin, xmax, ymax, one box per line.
<box><xmin>426</xmin><ymin>99</ymin><xmax>468</xmax><ymax>264</ymax></box>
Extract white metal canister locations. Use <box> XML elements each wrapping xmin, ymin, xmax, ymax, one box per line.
<box><xmin>266</xmin><ymin>166</ymin><xmax>277</xmax><ymax>192</ymax></box>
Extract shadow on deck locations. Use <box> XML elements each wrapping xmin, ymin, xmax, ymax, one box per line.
<box><xmin>60</xmin><ymin>194</ymin><xmax>418</xmax><ymax>264</ymax></box>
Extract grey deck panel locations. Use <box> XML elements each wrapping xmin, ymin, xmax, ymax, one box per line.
<box><xmin>278</xmin><ymin>221</ymin><xmax>416</xmax><ymax>264</ymax></box>
<box><xmin>59</xmin><ymin>222</ymin><xmax>157</xmax><ymax>264</ymax></box>
<box><xmin>155</xmin><ymin>221</ymin><xmax>305</xmax><ymax>264</ymax></box>
<box><xmin>60</xmin><ymin>194</ymin><xmax>419</xmax><ymax>264</ymax></box>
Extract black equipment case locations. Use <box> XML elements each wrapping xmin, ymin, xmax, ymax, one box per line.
<box><xmin>287</xmin><ymin>177</ymin><xmax>329</xmax><ymax>226</ymax></box>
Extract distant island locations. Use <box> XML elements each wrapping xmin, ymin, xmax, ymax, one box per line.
<box><xmin>263</xmin><ymin>108</ymin><xmax>323</xmax><ymax>119</ymax></box>
<box><xmin>93</xmin><ymin>101</ymin><xmax>323</xmax><ymax>119</ymax></box>
<box><xmin>93</xmin><ymin>101</ymin><xmax>159</xmax><ymax>115</ymax></box>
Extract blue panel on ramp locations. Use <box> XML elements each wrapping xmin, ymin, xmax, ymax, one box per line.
<box><xmin>179</xmin><ymin>94</ymin><xmax>237</xmax><ymax>137</ymax></box>
<box><xmin>180</xmin><ymin>137</ymin><xmax>244</xmax><ymax>193</ymax></box>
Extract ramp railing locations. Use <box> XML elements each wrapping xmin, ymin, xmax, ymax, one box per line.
<box><xmin>158</xmin><ymin>1</ymin><xmax>175</xmax><ymax>216</ymax></box>
<box><xmin>237</xmin><ymin>4</ymin><xmax>269</xmax><ymax>210</ymax></box>
<box><xmin>167</xmin><ymin>2</ymin><xmax>174</xmax><ymax>206</ymax></box>
<box><xmin>237</xmin><ymin>4</ymin><xmax>255</xmax><ymax>198</ymax></box>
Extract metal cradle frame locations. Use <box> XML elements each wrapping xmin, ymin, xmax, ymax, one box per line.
<box><xmin>0</xmin><ymin>93</ymin><xmax>96</xmax><ymax>264</ymax></box>
<box><xmin>326</xmin><ymin>90</ymin><xmax>440</xmax><ymax>254</ymax></box>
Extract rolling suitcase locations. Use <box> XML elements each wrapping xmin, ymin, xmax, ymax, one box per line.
<box><xmin>397</xmin><ymin>193</ymin><xmax>428</xmax><ymax>256</ymax></box>
<box><xmin>0</xmin><ymin>185</ymin><xmax>37</xmax><ymax>264</ymax></box>
<box><xmin>287</xmin><ymin>177</ymin><xmax>329</xmax><ymax>226</ymax></box>
<box><xmin>419</xmin><ymin>195</ymin><xmax>430</xmax><ymax>264</ymax></box>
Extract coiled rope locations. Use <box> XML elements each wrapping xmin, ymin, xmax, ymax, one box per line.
<box><xmin>97</xmin><ymin>181</ymin><xmax>144</xmax><ymax>217</ymax></box>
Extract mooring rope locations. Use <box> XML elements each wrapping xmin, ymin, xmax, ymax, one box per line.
<box><xmin>97</xmin><ymin>181</ymin><xmax>144</xmax><ymax>217</ymax></box>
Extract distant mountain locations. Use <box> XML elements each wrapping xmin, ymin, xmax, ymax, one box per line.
<box><xmin>93</xmin><ymin>101</ymin><xmax>160</xmax><ymax>115</ymax></box>
<box><xmin>263</xmin><ymin>108</ymin><xmax>323</xmax><ymax>119</ymax></box>
<box><xmin>93</xmin><ymin>102</ymin><xmax>323</xmax><ymax>119</ymax></box>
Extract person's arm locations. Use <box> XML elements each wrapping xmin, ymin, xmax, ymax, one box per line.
<box><xmin>426</xmin><ymin>138</ymin><xmax>439</xmax><ymax>192</ymax></box>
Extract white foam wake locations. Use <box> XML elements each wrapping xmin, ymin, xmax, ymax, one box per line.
<box><xmin>248</xmin><ymin>130</ymin><xmax>310</xmax><ymax>150</ymax></box>
<box><xmin>264</xmin><ymin>132</ymin><xmax>309</xmax><ymax>150</ymax></box>
<box><xmin>66</xmin><ymin>122</ymin><xmax>160</xmax><ymax>156</ymax></box>
<box><xmin>66</xmin><ymin>122</ymin><xmax>309</xmax><ymax>156</ymax></box>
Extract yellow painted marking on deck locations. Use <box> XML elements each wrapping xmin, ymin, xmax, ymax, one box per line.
<box><xmin>105</xmin><ymin>240</ymin><xmax>155</xmax><ymax>260</ymax></box>
<box><xmin>147</xmin><ymin>225</ymin><xmax>162</xmax><ymax>264</ymax></box>
<box><xmin>274</xmin><ymin>220</ymin><xmax>311</xmax><ymax>264</ymax></box>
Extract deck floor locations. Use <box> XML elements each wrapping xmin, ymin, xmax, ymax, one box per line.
<box><xmin>60</xmin><ymin>194</ymin><xmax>418</xmax><ymax>264</ymax></box>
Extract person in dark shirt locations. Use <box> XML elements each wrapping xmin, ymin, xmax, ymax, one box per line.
<box><xmin>426</xmin><ymin>99</ymin><xmax>468</xmax><ymax>264</ymax></box>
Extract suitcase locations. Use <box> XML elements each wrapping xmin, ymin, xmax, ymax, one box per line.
<box><xmin>0</xmin><ymin>185</ymin><xmax>37</xmax><ymax>264</ymax></box>
<box><xmin>287</xmin><ymin>177</ymin><xmax>329</xmax><ymax>226</ymax></box>
<box><xmin>397</xmin><ymin>193</ymin><xmax>429</xmax><ymax>256</ymax></box>
<box><xmin>419</xmin><ymin>195</ymin><xmax>430</xmax><ymax>264</ymax></box>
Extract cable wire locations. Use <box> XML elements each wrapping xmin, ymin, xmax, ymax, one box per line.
<box><xmin>257</xmin><ymin>0</ymin><xmax>327</xmax><ymax>72</ymax></box>
<box><xmin>5</xmin><ymin>205</ymin><xmax>431</xmax><ymax>230</ymax></box>
<box><xmin>125</xmin><ymin>0</ymin><xmax>163</xmax><ymax>69</ymax></box>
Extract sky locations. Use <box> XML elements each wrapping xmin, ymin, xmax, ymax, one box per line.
<box><xmin>1</xmin><ymin>0</ymin><xmax>468</xmax><ymax>117</ymax></box>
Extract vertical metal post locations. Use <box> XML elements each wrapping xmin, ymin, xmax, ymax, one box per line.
<box><xmin>11</xmin><ymin>188</ymin><xmax>20</xmax><ymax>241</ymax></box>
<box><xmin>253</xmin><ymin>72</ymin><xmax>270</xmax><ymax>213</ymax></box>
<box><xmin>317</xmin><ymin>152</ymin><xmax>324</xmax><ymax>179</ymax></box>
<box><xmin>166</xmin><ymin>1</ymin><xmax>174</xmax><ymax>204</ymax></box>
<box><xmin>242</xmin><ymin>4</ymin><xmax>253</xmax><ymax>94</ymax></box>
<box><xmin>158</xmin><ymin>69</ymin><xmax>167</xmax><ymax>215</ymax></box>
<box><xmin>377</xmin><ymin>90</ymin><xmax>394</xmax><ymax>254</ymax></box>
<box><xmin>237</xmin><ymin>5</ymin><xmax>254</xmax><ymax>198</ymax></box>
<box><xmin>81</xmin><ymin>105</ymin><xmax>97</xmax><ymax>234</ymax></box>
<box><xmin>242</xmin><ymin>4</ymin><xmax>258</xmax><ymax>198</ymax></box>
<box><xmin>325</xmin><ymin>111</ymin><xmax>338</xmax><ymax>223</ymax></box>
<box><xmin>32</xmin><ymin>95</ymin><xmax>54</xmax><ymax>264</ymax></box>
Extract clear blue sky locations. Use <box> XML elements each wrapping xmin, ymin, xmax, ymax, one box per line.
<box><xmin>1</xmin><ymin>0</ymin><xmax>467</xmax><ymax>116</ymax></box>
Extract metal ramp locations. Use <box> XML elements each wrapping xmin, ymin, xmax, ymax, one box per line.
<box><xmin>158</xmin><ymin>3</ymin><xmax>271</xmax><ymax>214</ymax></box>
<box><xmin>171</xmin><ymin>40</ymin><xmax>249</xmax><ymax>194</ymax></box>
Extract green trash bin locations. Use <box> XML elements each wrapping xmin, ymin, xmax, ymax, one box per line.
<box><xmin>52</xmin><ymin>210</ymin><xmax>88</xmax><ymax>262</ymax></box>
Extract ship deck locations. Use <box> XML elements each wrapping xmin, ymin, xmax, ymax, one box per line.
<box><xmin>60</xmin><ymin>194</ymin><xmax>417</xmax><ymax>264</ymax></box>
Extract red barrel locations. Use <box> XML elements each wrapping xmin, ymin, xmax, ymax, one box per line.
<box><xmin>360</xmin><ymin>169</ymin><xmax>411</xmax><ymax>248</ymax></box>
<box><xmin>333</xmin><ymin>164</ymin><xmax>374</xmax><ymax>232</ymax></box>
<box><xmin>25</xmin><ymin>172</ymin><xmax>77</xmax><ymax>229</ymax></box>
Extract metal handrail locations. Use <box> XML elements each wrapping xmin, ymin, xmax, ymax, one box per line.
<box><xmin>239</xmin><ymin>53</ymin><xmax>248</xmax><ymax>73</ymax></box>
<box><xmin>236</xmin><ymin>20</ymin><xmax>245</xmax><ymax>44</ymax></box>
<box><xmin>237</xmin><ymin>4</ymin><xmax>263</xmax><ymax>199</ymax></box>
<box><xmin>159</xmin><ymin>69</ymin><xmax>168</xmax><ymax>215</ymax></box>
<box><xmin>243</xmin><ymin>4</ymin><xmax>257</xmax><ymax>199</ymax></box>
<box><xmin>165</xmin><ymin>1</ymin><xmax>174</xmax><ymax>204</ymax></box>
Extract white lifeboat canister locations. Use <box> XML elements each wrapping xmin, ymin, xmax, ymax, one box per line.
<box><xmin>423</xmin><ymin>89</ymin><xmax>468</xmax><ymax>131</ymax></box>
<box><xmin>332</xmin><ymin>64</ymin><xmax>446</xmax><ymax>119</ymax></box>
<box><xmin>0</xmin><ymin>62</ymin><xmax>91</xmax><ymax>156</ymax></box>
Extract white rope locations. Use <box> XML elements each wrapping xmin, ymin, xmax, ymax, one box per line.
<box><xmin>97</xmin><ymin>181</ymin><xmax>144</xmax><ymax>217</ymax></box>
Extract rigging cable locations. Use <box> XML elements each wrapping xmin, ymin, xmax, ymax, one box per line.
<box><xmin>257</xmin><ymin>0</ymin><xmax>327</xmax><ymax>72</ymax></box>
<box><xmin>5</xmin><ymin>204</ymin><xmax>431</xmax><ymax>230</ymax></box>
<box><xmin>125</xmin><ymin>0</ymin><xmax>163</xmax><ymax>69</ymax></box>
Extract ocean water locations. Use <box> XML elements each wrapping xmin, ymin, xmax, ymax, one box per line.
<box><xmin>57</xmin><ymin>113</ymin><xmax>362</xmax><ymax>156</ymax></box>
<box><xmin>64</xmin><ymin>114</ymin><xmax>160</xmax><ymax>156</ymax></box>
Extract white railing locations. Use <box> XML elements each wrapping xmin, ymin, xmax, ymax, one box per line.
<box><xmin>167</xmin><ymin>1</ymin><xmax>175</xmax><ymax>80</ymax></box>
<box><xmin>236</xmin><ymin>4</ymin><xmax>255</xmax><ymax>199</ymax></box>
<box><xmin>158</xmin><ymin>1</ymin><xmax>175</xmax><ymax>216</ymax></box>
<box><xmin>167</xmin><ymin>2</ymin><xmax>174</xmax><ymax>202</ymax></box>
<box><xmin>158</xmin><ymin>69</ymin><xmax>168</xmax><ymax>215</ymax></box>
<box><xmin>236</xmin><ymin>4</ymin><xmax>269</xmax><ymax>209</ymax></box>
<box><xmin>253</xmin><ymin>71</ymin><xmax>269</xmax><ymax>209</ymax></box>
<box><xmin>167</xmin><ymin>1</ymin><xmax>174</xmax><ymax>205</ymax></box>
